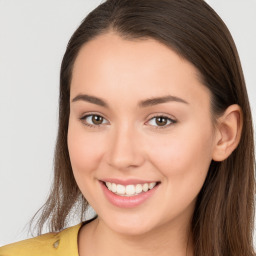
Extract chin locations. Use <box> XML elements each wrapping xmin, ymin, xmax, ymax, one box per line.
<box><xmin>100</xmin><ymin>211</ymin><xmax>158</xmax><ymax>236</ymax></box>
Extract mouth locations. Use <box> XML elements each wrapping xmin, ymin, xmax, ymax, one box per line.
<box><xmin>102</xmin><ymin>181</ymin><xmax>161</xmax><ymax>197</ymax></box>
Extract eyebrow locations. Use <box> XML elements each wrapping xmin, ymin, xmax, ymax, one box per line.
<box><xmin>139</xmin><ymin>95</ymin><xmax>189</xmax><ymax>107</ymax></box>
<box><xmin>71</xmin><ymin>94</ymin><xmax>189</xmax><ymax>108</ymax></box>
<box><xmin>72</xmin><ymin>94</ymin><xmax>108</xmax><ymax>107</ymax></box>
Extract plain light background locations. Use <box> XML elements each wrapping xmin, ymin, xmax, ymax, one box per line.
<box><xmin>0</xmin><ymin>0</ymin><xmax>255</xmax><ymax>247</ymax></box>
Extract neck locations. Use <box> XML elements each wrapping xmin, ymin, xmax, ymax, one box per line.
<box><xmin>78</xmin><ymin>217</ymin><xmax>193</xmax><ymax>256</ymax></box>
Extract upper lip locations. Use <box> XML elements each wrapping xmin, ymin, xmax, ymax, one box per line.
<box><xmin>100</xmin><ymin>178</ymin><xmax>160</xmax><ymax>185</ymax></box>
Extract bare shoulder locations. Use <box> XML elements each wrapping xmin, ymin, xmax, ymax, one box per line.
<box><xmin>0</xmin><ymin>223</ymin><xmax>82</xmax><ymax>256</ymax></box>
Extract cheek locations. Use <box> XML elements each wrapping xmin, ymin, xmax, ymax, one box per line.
<box><xmin>147</xmin><ymin>122</ymin><xmax>214</xmax><ymax>187</ymax></box>
<box><xmin>67</xmin><ymin>121</ymin><xmax>107</xmax><ymax>206</ymax></box>
<box><xmin>144</xmin><ymin>123</ymin><xmax>215</xmax><ymax>220</ymax></box>
<box><xmin>67</xmin><ymin>121</ymin><xmax>104</xmax><ymax>178</ymax></box>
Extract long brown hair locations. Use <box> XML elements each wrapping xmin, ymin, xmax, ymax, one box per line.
<box><xmin>31</xmin><ymin>0</ymin><xmax>255</xmax><ymax>255</ymax></box>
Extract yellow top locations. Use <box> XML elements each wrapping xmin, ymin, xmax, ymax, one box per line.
<box><xmin>0</xmin><ymin>223</ymin><xmax>83</xmax><ymax>256</ymax></box>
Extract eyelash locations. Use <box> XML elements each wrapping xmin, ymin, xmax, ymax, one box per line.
<box><xmin>147</xmin><ymin>114</ymin><xmax>177</xmax><ymax>129</ymax></box>
<box><xmin>79</xmin><ymin>113</ymin><xmax>177</xmax><ymax>129</ymax></box>
<box><xmin>80</xmin><ymin>114</ymin><xmax>108</xmax><ymax>129</ymax></box>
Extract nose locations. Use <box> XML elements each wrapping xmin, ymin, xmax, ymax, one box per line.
<box><xmin>106</xmin><ymin>124</ymin><xmax>145</xmax><ymax>170</ymax></box>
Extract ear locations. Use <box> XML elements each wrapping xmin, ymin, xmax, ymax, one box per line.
<box><xmin>212</xmin><ymin>104</ymin><xmax>243</xmax><ymax>162</ymax></box>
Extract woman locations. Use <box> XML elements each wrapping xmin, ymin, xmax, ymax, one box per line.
<box><xmin>1</xmin><ymin>0</ymin><xmax>255</xmax><ymax>255</ymax></box>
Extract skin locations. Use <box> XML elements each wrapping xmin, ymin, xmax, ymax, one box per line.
<box><xmin>67</xmin><ymin>32</ymin><xmax>242</xmax><ymax>256</ymax></box>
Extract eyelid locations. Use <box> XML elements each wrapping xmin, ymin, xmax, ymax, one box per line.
<box><xmin>145</xmin><ymin>113</ymin><xmax>177</xmax><ymax>129</ymax></box>
<box><xmin>79</xmin><ymin>112</ymin><xmax>109</xmax><ymax>128</ymax></box>
<box><xmin>79</xmin><ymin>112</ymin><xmax>177</xmax><ymax>129</ymax></box>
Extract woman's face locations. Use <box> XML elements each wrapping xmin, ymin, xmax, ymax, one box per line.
<box><xmin>68</xmin><ymin>32</ymin><xmax>217</xmax><ymax>235</ymax></box>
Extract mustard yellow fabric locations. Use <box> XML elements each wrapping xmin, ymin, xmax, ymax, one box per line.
<box><xmin>0</xmin><ymin>223</ymin><xmax>82</xmax><ymax>256</ymax></box>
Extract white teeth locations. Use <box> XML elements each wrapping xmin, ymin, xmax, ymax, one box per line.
<box><xmin>112</xmin><ymin>183</ymin><xmax>117</xmax><ymax>193</ymax></box>
<box><xmin>142</xmin><ymin>183</ymin><xmax>149</xmax><ymax>192</ymax></box>
<box><xmin>116</xmin><ymin>184</ymin><xmax>125</xmax><ymax>195</ymax></box>
<box><xmin>135</xmin><ymin>184</ymin><xmax>143</xmax><ymax>194</ymax></box>
<box><xmin>149</xmin><ymin>182</ymin><xmax>156</xmax><ymax>189</ymax></box>
<box><xmin>106</xmin><ymin>182</ymin><xmax>111</xmax><ymax>190</ymax></box>
<box><xmin>126</xmin><ymin>185</ymin><xmax>135</xmax><ymax>195</ymax></box>
<box><xmin>105</xmin><ymin>182</ymin><xmax>157</xmax><ymax>196</ymax></box>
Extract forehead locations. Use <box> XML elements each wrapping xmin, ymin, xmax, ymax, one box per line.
<box><xmin>70</xmin><ymin>32</ymin><xmax>210</xmax><ymax>110</ymax></box>
<box><xmin>72</xmin><ymin>32</ymin><xmax>199</xmax><ymax>80</ymax></box>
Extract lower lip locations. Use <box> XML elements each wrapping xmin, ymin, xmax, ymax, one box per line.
<box><xmin>100</xmin><ymin>182</ymin><xmax>159</xmax><ymax>208</ymax></box>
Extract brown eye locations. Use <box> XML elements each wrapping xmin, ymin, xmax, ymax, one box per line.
<box><xmin>92</xmin><ymin>115</ymin><xmax>104</xmax><ymax>125</ymax></box>
<box><xmin>147</xmin><ymin>115</ymin><xmax>176</xmax><ymax>128</ymax></box>
<box><xmin>155</xmin><ymin>117</ymin><xmax>168</xmax><ymax>126</ymax></box>
<box><xmin>81</xmin><ymin>114</ymin><xmax>108</xmax><ymax>127</ymax></box>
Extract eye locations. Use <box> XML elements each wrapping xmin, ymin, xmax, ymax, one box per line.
<box><xmin>80</xmin><ymin>114</ymin><xmax>108</xmax><ymax>127</ymax></box>
<box><xmin>147</xmin><ymin>115</ymin><xmax>176</xmax><ymax>128</ymax></box>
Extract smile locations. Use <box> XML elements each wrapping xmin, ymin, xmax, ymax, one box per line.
<box><xmin>100</xmin><ymin>180</ymin><xmax>160</xmax><ymax>208</ymax></box>
<box><xmin>105</xmin><ymin>182</ymin><xmax>157</xmax><ymax>197</ymax></box>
